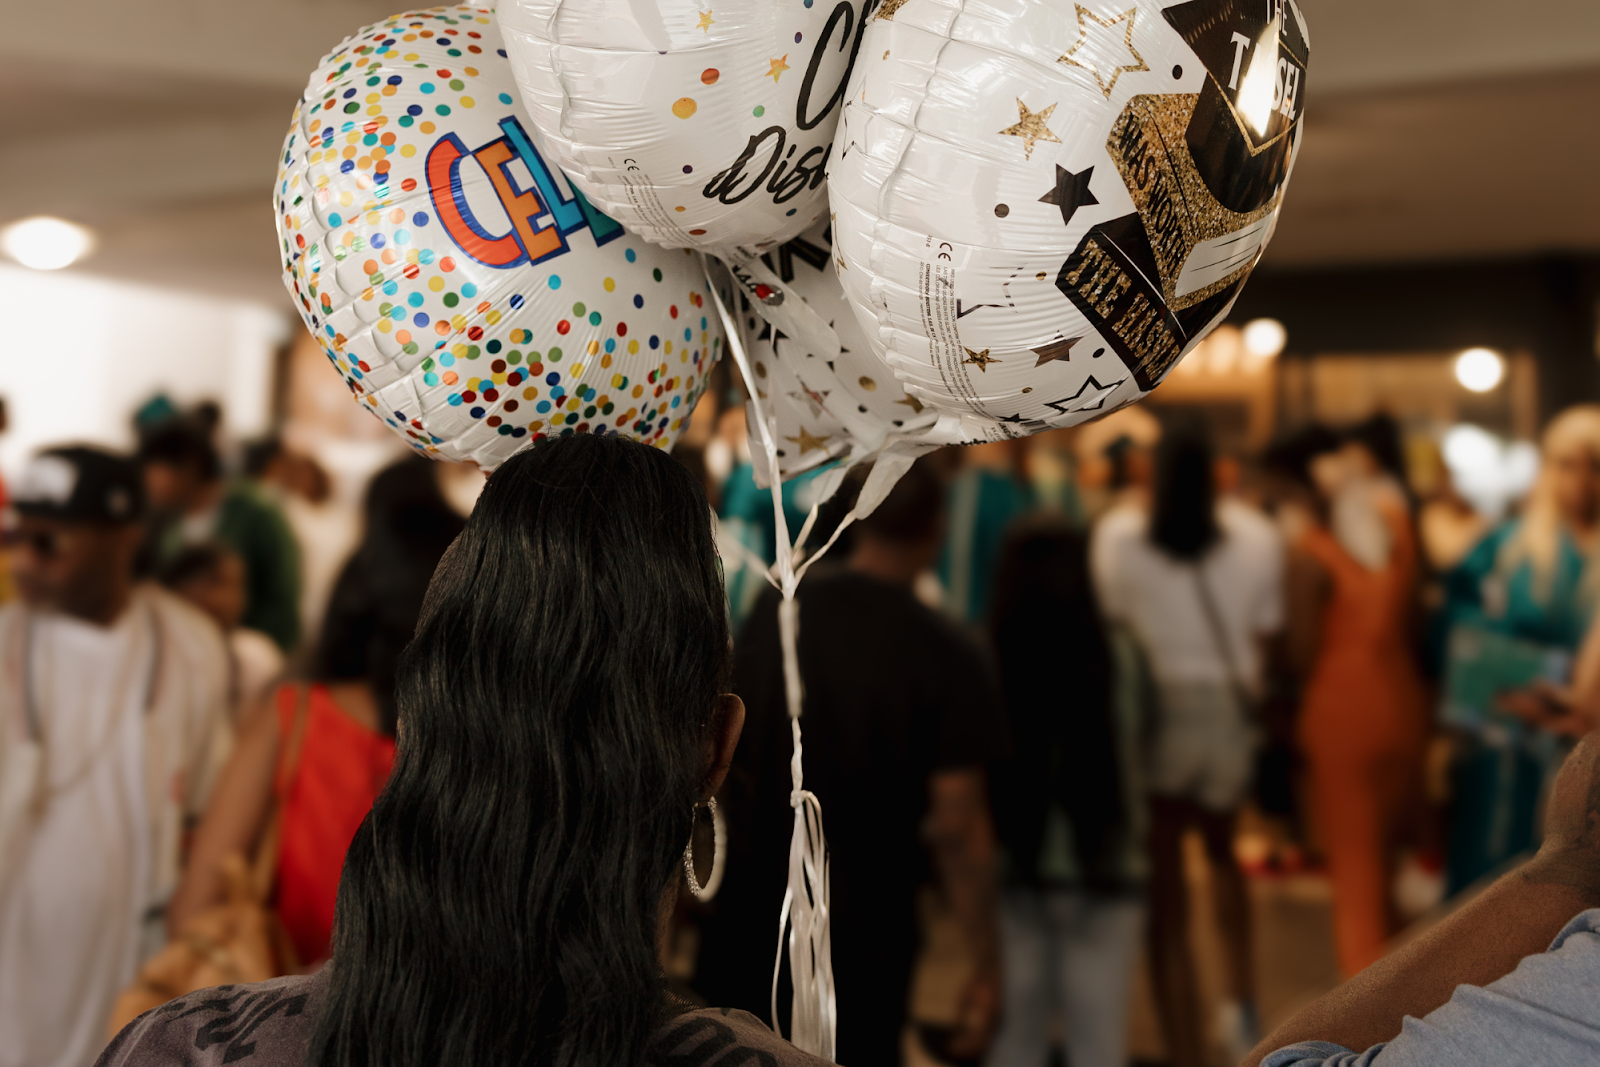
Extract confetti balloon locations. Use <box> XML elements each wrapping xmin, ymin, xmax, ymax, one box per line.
<box><xmin>829</xmin><ymin>0</ymin><xmax>1309</xmax><ymax>443</ymax></box>
<box><xmin>275</xmin><ymin>6</ymin><xmax>720</xmax><ymax>467</ymax></box>
<box><xmin>498</xmin><ymin>0</ymin><xmax>873</xmax><ymax>254</ymax></box>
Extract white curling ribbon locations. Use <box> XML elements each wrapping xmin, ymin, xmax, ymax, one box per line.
<box><xmin>704</xmin><ymin>254</ymin><xmax>846</xmax><ymax>1061</ymax></box>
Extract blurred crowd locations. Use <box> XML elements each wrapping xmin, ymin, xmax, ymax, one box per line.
<box><xmin>5</xmin><ymin>383</ymin><xmax>1600</xmax><ymax>1067</ymax></box>
<box><xmin>678</xmin><ymin>384</ymin><xmax>1600</xmax><ymax>1067</ymax></box>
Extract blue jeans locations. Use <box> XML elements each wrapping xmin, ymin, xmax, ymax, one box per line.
<box><xmin>985</xmin><ymin>888</ymin><xmax>1144</xmax><ymax>1067</ymax></box>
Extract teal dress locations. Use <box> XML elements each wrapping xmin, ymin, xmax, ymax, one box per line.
<box><xmin>719</xmin><ymin>463</ymin><xmax>831</xmax><ymax>634</ymax></box>
<box><xmin>1441</xmin><ymin>520</ymin><xmax>1595</xmax><ymax>891</ymax></box>
<box><xmin>939</xmin><ymin>468</ymin><xmax>1036</xmax><ymax>625</ymax></box>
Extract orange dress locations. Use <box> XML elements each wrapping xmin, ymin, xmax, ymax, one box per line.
<box><xmin>273</xmin><ymin>684</ymin><xmax>396</xmax><ymax>967</ymax></box>
<box><xmin>1297</xmin><ymin>509</ymin><xmax>1429</xmax><ymax>976</ymax></box>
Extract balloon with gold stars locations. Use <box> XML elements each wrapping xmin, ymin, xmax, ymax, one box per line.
<box><xmin>499</xmin><ymin>0</ymin><xmax>874</xmax><ymax>254</ymax></box>
<box><xmin>828</xmin><ymin>0</ymin><xmax>1311</xmax><ymax>444</ymax></box>
<box><xmin>708</xmin><ymin>218</ymin><xmax>935</xmax><ymax>487</ymax></box>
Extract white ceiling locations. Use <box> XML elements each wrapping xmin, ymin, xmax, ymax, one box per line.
<box><xmin>0</xmin><ymin>0</ymin><xmax>1595</xmax><ymax>304</ymax></box>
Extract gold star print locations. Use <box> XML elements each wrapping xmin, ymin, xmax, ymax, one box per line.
<box><xmin>895</xmin><ymin>395</ymin><xmax>926</xmax><ymax>414</ymax></box>
<box><xmin>1058</xmin><ymin>5</ymin><xmax>1149</xmax><ymax>99</ymax></box>
<box><xmin>875</xmin><ymin>0</ymin><xmax>910</xmax><ymax>20</ymax></box>
<box><xmin>997</xmin><ymin>99</ymin><xmax>1060</xmax><ymax>161</ymax></box>
<box><xmin>697</xmin><ymin>10</ymin><xmax>715</xmax><ymax>32</ymax></box>
<box><xmin>766</xmin><ymin>55</ymin><xmax>791</xmax><ymax>82</ymax></box>
<box><xmin>786</xmin><ymin>427</ymin><xmax>831</xmax><ymax>455</ymax></box>
<box><xmin>963</xmin><ymin>347</ymin><xmax>1002</xmax><ymax>372</ymax></box>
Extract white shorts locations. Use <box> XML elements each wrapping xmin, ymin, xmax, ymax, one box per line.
<box><xmin>1146</xmin><ymin>681</ymin><xmax>1256</xmax><ymax>812</ymax></box>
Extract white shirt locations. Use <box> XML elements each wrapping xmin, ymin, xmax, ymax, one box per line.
<box><xmin>0</xmin><ymin>587</ymin><xmax>231</xmax><ymax>1067</ymax></box>
<box><xmin>230</xmin><ymin>627</ymin><xmax>286</xmax><ymax>718</ymax></box>
<box><xmin>1091</xmin><ymin>497</ymin><xmax>1285</xmax><ymax>690</ymax></box>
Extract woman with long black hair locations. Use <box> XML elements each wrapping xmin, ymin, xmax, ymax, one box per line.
<box><xmin>98</xmin><ymin>433</ymin><xmax>831</xmax><ymax>1067</ymax></box>
<box><xmin>1091</xmin><ymin>425</ymin><xmax>1285</xmax><ymax>1067</ymax></box>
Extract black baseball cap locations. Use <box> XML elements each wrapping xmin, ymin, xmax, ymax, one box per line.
<box><xmin>11</xmin><ymin>447</ymin><xmax>146</xmax><ymax>524</ymax></box>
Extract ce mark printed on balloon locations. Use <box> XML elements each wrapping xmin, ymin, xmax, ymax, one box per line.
<box><xmin>830</xmin><ymin>0</ymin><xmax>1309</xmax><ymax>445</ymax></box>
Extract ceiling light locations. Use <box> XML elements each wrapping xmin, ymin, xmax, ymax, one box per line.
<box><xmin>1242</xmin><ymin>318</ymin><xmax>1287</xmax><ymax>359</ymax></box>
<box><xmin>1454</xmin><ymin>347</ymin><xmax>1504</xmax><ymax>393</ymax></box>
<box><xmin>0</xmin><ymin>216</ymin><xmax>95</xmax><ymax>271</ymax></box>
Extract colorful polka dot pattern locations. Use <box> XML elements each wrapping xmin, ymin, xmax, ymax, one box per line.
<box><xmin>274</xmin><ymin>6</ymin><xmax>719</xmax><ymax>468</ymax></box>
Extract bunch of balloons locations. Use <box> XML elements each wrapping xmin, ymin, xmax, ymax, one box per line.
<box><xmin>275</xmin><ymin>2</ymin><xmax>1309</xmax><ymax>1060</ymax></box>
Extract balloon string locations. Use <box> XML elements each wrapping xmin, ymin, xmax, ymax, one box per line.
<box><xmin>703</xmin><ymin>254</ymin><xmax>838</xmax><ymax>1062</ymax></box>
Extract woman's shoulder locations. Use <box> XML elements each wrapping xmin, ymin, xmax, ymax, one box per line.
<box><xmin>97</xmin><ymin>971</ymin><xmax>327</xmax><ymax>1067</ymax></box>
<box><xmin>651</xmin><ymin>1006</ymin><xmax>839</xmax><ymax>1067</ymax></box>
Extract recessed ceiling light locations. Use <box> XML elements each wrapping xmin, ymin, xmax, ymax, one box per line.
<box><xmin>1242</xmin><ymin>318</ymin><xmax>1287</xmax><ymax>359</ymax></box>
<box><xmin>1455</xmin><ymin>347</ymin><xmax>1504</xmax><ymax>393</ymax></box>
<box><xmin>0</xmin><ymin>216</ymin><xmax>95</xmax><ymax>271</ymax></box>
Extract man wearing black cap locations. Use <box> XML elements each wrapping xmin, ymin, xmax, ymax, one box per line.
<box><xmin>0</xmin><ymin>446</ymin><xmax>232</xmax><ymax>1067</ymax></box>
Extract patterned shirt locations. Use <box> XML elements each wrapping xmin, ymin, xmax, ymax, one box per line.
<box><xmin>96</xmin><ymin>968</ymin><xmax>838</xmax><ymax>1067</ymax></box>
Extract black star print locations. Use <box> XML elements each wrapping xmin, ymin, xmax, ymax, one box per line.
<box><xmin>1038</xmin><ymin>165</ymin><xmax>1098</xmax><ymax>227</ymax></box>
<box><xmin>998</xmin><ymin>412</ymin><xmax>1027</xmax><ymax>424</ymax></box>
<box><xmin>1043</xmin><ymin>375</ymin><xmax>1123</xmax><ymax>416</ymax></box>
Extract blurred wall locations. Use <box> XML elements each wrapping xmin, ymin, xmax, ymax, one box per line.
<box><xmin>0</xmin><ymin>264</ymin><xmax>285</xmax><ymax>475</ymax></box>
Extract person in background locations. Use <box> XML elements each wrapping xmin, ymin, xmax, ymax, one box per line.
<box><xmin>164</xmin><ymin>457</ymin><xmax>463</xmax><ymax>967</ymax></box>
<box><xmin>1092</xmin><ymin>424</ymin><xmax>1283</xmax><ymax>1067</ymax></box>
<box><xmin>0</xmin><ymin>447</ymin><xmax>231</xmax><ymax>1067</ymax></box>
<box><xmin>139</xmin><ymin>420</ymin><xmax>302</xmax><ymax>654</ymax></box>
<box><xmin>1440</xmin><ymin>404</ymin><xmax>1600</xmax><ymax>891</ymax></box>
<box><xmin>101</xmin><ymin>433</ymin><xmax>847</xmax><ymax>1067</ymax></box>
<box><xmin>985</xmin><ymin>516</ymin><xmax>1149</xmax><ymax>1067</ymax></box>
<box><xmin>0</xmin><ymin>398</ymin><xmax>13</xmax><ymax>605</ymax></box>
<box><xmin>245</xmin><ymin>437</ymin><xmax>360</xmax><ymax>653</ymax></box>
<box><xmin>158</xmin><ymin>544</ymin><xmax>285</xmax><ymax>719</ymax></box>
<box><xmin>940</xmin><ymin>439</ymin><xmax>1035</xmax><ymax>626</ymax></box>
<box><xmin>1272</xmin><ymin>426</ymin><xmax>1431</xmax><ymax>977</ymax></box>
<box><xmin>1412</xmin><ymin>439</ymin><xmax>1490</xmax><ymax>579</ymax></box>
<box><xmin>1243</xmin><ymin>728</ymin><xmax>1600</xmax><ymax>1067</ymax></box>
<box><xmin>697</xmin><ymin>458</ymin><xmax>1008</xmax><ymax>1066</ymax></box>
<box><xmin>1071</xmin><ymin>405</ymin><xmax>1161</xmax><ymax>523</ymax></box>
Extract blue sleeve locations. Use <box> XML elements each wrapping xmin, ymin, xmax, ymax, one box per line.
<box><xmin>1261</xmin><ymin>1042</ymin><xmax>1382</xmax><ymax>1067</ymax></box>
<box><xmin>1260</xmin><ymin>909</ymin><xmax>1600</xmax><ymax>1067</ymax></box>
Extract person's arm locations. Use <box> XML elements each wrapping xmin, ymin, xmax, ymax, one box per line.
<box><xmin>1243</xmin><ymin>729</ymin><xmax>1600</xmax><ymax>1066</ymax></box>
<box><xmin>926</xmin><ymin>767</ymin><xmax>1000</xmax><ymax>1058</ymax></box>
<box><xmin>164</xmin><ymin>696</ymin><xmax>281</xmax><ymax>936</ymax></box>
<box><xmin>231</xmin><ymin>494</ymin><xmax>302</xmax><ymax>654</ymax></box>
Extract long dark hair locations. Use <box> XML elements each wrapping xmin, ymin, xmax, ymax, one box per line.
<box><xmin>311</xmin><ymin>457</ymin><xmax>465</xmax><ymax>734</ymax></box>
<box><xmin>1149</xmin><ymin>426</ymin><xmax>1219</xmax><ymax>561</ymax></box>
<box><xmin>311</xmin><ymin>434</ymin><xmax>732</xmax><ymax>1067</ymax></box>
<box><xmin>988</xmin><ymin>517</ymin><xmax>1125</xmax><ymax>888</ymax></box>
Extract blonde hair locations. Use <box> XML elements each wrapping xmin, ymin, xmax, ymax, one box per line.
<box><xmin>1500</xmin><ymin>404</ymin><xmax>1600</xmax><ymax>603</ymax></box>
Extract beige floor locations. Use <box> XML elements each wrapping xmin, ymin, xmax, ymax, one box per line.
<box><xmin>907</xmin><ymin>831</ymin><xmax>1344</xmax><ymax>1067</ymax></box>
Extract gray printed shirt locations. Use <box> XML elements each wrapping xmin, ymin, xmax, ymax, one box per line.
<box><xmin>1264</xmin><ymin>908</ymin><xmax>1600</xmax><ymax>1066</ymax></box>
<box><xmin>96</xmin><ymin>967</ymin><xmax>835</xmax><ymax>1067</ymax></box>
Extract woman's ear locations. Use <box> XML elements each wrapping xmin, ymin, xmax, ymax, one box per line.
<box><xmin>704</xmin><ymin>694</ymin><xmax>745</xmax><ymax>799</ymax></box>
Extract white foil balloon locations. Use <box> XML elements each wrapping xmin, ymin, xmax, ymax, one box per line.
<box><xmin>830</xmin><ymin>0</ymin><xmax>1309</xmax><ymax>443</ymax></box>
<box><xmin>499</xmin><ymin>0</ymin><xmax>871</xmax><ymax>253</ymax></box>
<box><xmin>717</xmin><ymin>220</ymin><xmax>934</xmax><ymax>486</ymax></box>
<box><xmin>499</xmin><ymin>0</ymin><xmax>882</xmax><ymax>446</ymax></box>
<box><xmin>274</xmin><ymin>6</ymin><xmax>719</xmax><ymax>468</ymax></box>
